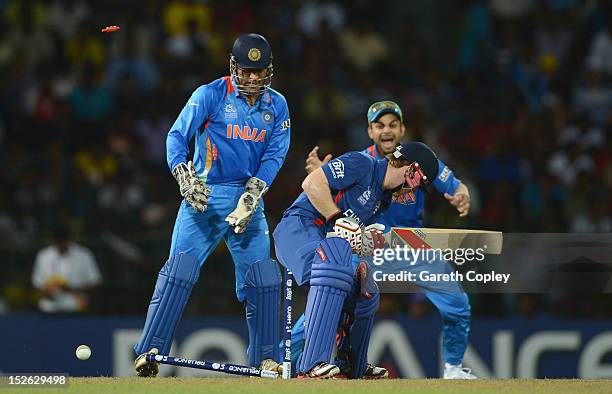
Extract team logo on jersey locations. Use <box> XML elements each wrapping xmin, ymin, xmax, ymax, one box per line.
<box><xmin>328</xmin><ymin>160</ymin><xmax>345</xmax><ymax>179</ymax></box>
<box><xmin>438</xmin><ymin>166</ymin><xmax>450</xmax><ymax>182</ymax></box>
<box><xmin>225</xmin><ymin>103</ymin><xmax>238</xmax><ymax>119</ymax></box>
<box><xmin>280</xmin><ymin>118</ymin><xmax>291</xmax><ymax>131</ymax></box>
<box><xmin>248</xmin><ymin>48</ymin><xmax>261</xmax><ymax>62</ymax></box>
<box><xmin>262</xmin><ymin>110</ymin><xmax>273</xmax><ymax>124</ymax></box>
<box><xmin>358</xmin><ymin>188</ymin><xmax>372</xmax><ymax>206</ymax></box>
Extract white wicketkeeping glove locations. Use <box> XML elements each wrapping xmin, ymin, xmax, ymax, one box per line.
<box><xmin>172</xmin><ymin>161</ymin><xmax>211</xmax><ymax>212</ymax></box>
<box><xmin>360</xmin><ymin>223</ymin><xmax>386</xmax><ymax>257</ymax></box>
<box><xmin>225</xmin><ymin>177</ymin><xmax>268</xmax><ymax>234</ymax></box>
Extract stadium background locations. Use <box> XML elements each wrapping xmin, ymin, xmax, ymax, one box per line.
<box><xmin>1</xmin><ymin>0</ymin><xmax>611</xmax><ymax>378</ymax></box>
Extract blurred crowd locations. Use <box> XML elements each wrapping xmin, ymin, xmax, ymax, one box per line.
<box><xmin>0</xmin><ymin>0</ymin><xmax>611</xmax><ymax>317</ymax></box>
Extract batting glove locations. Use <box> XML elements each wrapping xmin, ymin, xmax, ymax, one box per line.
<box><xmin>173</xmin><ymin>161</ymin><xmax>211</xmax><ymax>212</ymax></box>
<box><xmin>225</xmin><ymin>177</ymin><xmax>268</xmax><ymax>234</ymax></box>
<box><xmin>330</xmin><ymin>216</ymin><xmax>363</xmax><ymax>254</ymax></box>
<box><xmin>360</xmin><ymin>223</ymin><xmax>386</xmax><ymax>257</ymax></box>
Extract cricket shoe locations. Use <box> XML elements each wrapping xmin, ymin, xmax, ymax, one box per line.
<box><xmin>337</xmin><ymin>363</ymin><xmax>389</xmax><ymax>379</ymax></box>
<box><xmin>443</xmin><ymin>364</ymin><xmax>477</xmax><ymax>379</ymax></box>
<box><xmin>364</xmin><ymin>363</ymin><xmax>389</xmax><ymax>379</ymax></box>
<box><xmin>135</xmin><ymin>348</ymin><xmax>159</xmax><ymax>377</ymax></box>
<box><xmin>298</xmin><ymin>362</ymin><xmax>341</xmax><ymax>379</ymax></box>
<box><xmin>259</xmin><ymin>358</ymin><xmax>283</xmax><ymax>374</ymax></box>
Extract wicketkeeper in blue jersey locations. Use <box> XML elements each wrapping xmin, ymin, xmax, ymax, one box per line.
<box><xmin>134</xmin><ymin>33</ymin><xmax>291</xmax><ymax>377</ymax></box>
<box><xmin>300</xmin><ymin>100</ymin><xmax>476</xmax><ymax>379</ymax></box>
<box><xmin>274</xmin><ymin>141</ymin><xmax>439</xmax><ymax>378</ymax></box>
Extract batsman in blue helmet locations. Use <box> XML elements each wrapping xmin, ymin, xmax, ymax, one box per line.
<box><xmin>300</xmin><ymin>100</ymin><xmax>475</xmax><ymax>379</ymax></box>
<box><xmin>273</xmin><ymin>141</ymin><xmax>439</xmax><ymax>378</ymax></box>
<box><xmin>133</xmin><ymin>33</ymin><xmax>291</xmax><ymax>377</ymax></box>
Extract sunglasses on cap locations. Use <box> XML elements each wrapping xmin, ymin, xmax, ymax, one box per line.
<box><xmin>367</xmin><ymin>101</ymin><xmax>403</xmax><ymax>124</ymax></box>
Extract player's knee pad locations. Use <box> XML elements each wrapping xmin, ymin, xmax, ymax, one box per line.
<box><xmin>162</xmin><ymin>252</ymin><xmax>201</xmax><ymax>283</ymax></box>
<box><xmin>244</xmin><ymin>259</ymin><xmax>281</xmax><ymax>366</ymax></box>
<box><xmin>135</xmin><ymin>253</ymin><xmax>200</xmax><ymax>355</ymax></box>
<box><xmin>298</xmin><ymin>238</ymin><xmax>354</xmax><ymax>373</ymax></box>
<box><xmin>244</xmin><ymin>258</ymin><xmax>282</xmax><ymax>289</ymax></box>
<box><xmin>309</xmin><ymin>237</ymin><xmax>355</xmax><ymax>290</ymax></box>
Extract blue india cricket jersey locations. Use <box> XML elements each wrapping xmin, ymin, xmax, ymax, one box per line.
<box><xmin>166</xmin><ymin>76</ymin><xmax>291</xmax><ymax>186</ymax></box>
<box><xmin>363</xmin><ymin>144</ymin><xmax>460</xmax><ymax>228</ymax></box>
<box><xmin>284</xmin><ymin>151</ymin><xmax>391</xmax><ymax>232</ymax></box>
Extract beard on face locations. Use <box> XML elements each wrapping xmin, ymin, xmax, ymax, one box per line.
<box><xmin>238</xmin><ymin>76</ymin><xmax>262</xmax><ymax>93</ymax></box>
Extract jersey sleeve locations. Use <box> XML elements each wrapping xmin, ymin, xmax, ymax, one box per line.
<box><xmin>254</xmin><ymin>96</ymin><xmax>291</xmax><ymax>186</ymax></box>
<box><xmin>322</xmin><ymin>152</ymin><xmax>373</xmax><ymax>191</ymax></box>
<box><xmin>433</xmin><ymin>159</ymin><xmax>461</xmax><ymax>195</ymax></box>
<box><xmin>166</xmin><ymin>84</ymin><xmax>216</xmax><ymax>172</ymax></box>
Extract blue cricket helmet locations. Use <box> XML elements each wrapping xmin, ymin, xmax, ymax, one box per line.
<box><xmin>231</xmin><ymin>33</ymin><xmax>273</xmax><ymax>69</ymax></box>
<box><xmin>229</xmin><ymin>33</ymin><xmax>274</xmax><ymax>96</ymax></box>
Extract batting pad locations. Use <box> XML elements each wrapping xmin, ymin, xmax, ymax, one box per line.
<box><xmin>349</xmin><ymin>292</ymin><xmax>380</xmax><ymax>378</ymax></box>
<box><xmin>134</xmin><ymin>253</ymin><xmax>200</xmax><ymax>356</ymax></box>
<box><xmin>298</xmin><ymin>237</ymin><xmax>354</xmax><ymax>374</ymax></box>
<box><xmin>244</xmin><ymin>259</ymin><xmax>281</xmax><ymax>366</ymax></box>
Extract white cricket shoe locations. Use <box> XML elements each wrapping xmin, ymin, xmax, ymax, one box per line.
<box><xmin>364</xmin><ymin>363</ymin><xmax>389</xmax><ymax>379</ymax></box>
<box><xmin>298</xmin><ymin>362</ymin><xmax>341</xmax><ymax>379</ymax></box>
<box><xmin>443</xmin><ymin>363</ymin><xmax>477</xmax><ymax>379</ymax></box>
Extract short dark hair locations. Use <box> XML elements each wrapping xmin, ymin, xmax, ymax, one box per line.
<box><xmin>51</xmin><ymin>221</ymin><xmax>70</xmax><ymax>241</ymax></box>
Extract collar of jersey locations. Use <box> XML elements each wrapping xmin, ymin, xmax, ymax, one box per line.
<box><xmin>367</xmin><ymin>144</ymin><xmax>387</xmax><ymax>159</ymax></box>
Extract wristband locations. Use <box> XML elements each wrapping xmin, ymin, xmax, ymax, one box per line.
<box><xmin>326</xmin><ymin>211</ymin><xmax>343</xmax><ymax>224</ymax></box>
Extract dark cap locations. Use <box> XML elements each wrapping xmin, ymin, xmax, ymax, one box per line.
<box><xmin>231</xmin><ymin>33</ymin><xmax>272</xmax><ymax>69</ymax></box>
<box><xmin>392</xmin><ymin>141</ymin><xmax>439</xmax><ymax>180</ymax></box>
<box><xmin>367</xmin><ymin>100</ymin><xmax>403</xmax><ymax>124</ymax></box>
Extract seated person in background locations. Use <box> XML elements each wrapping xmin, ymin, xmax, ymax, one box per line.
<box><xmin>31</xmin><ymin>222</ymin><xmax>101</xmax><ymax>313</ymax></box>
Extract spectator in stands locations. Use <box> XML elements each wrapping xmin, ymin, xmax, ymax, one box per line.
<box><xmin>31</xmin><ymin>221</ymin><xmax>101</xmax><ymax>313</ymax></box>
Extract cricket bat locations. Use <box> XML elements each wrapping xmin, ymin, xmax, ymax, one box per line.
<box><xmin>385</xmin><ymin>227</ymin><xmax>503</xmax><ymax>254</ymax></box>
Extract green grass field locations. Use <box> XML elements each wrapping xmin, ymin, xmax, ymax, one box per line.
<box><xmin>7</xmin><ymin>377</ymin><xmax>612</xmax><ymax>394</ymax></box>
